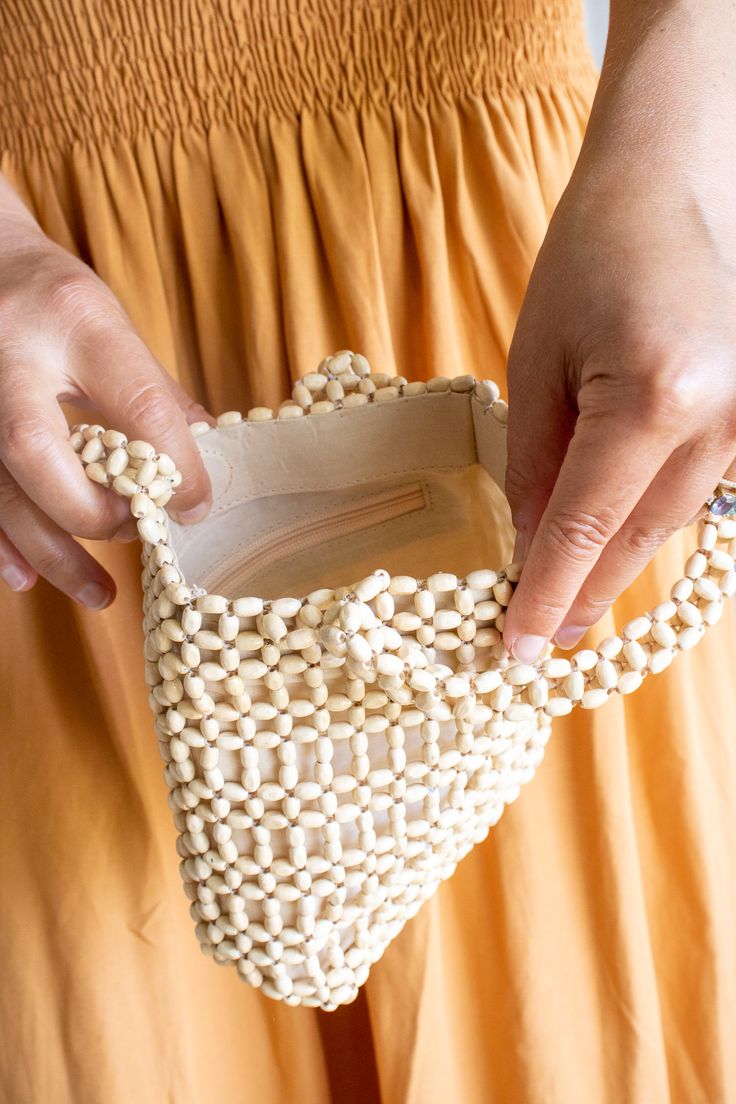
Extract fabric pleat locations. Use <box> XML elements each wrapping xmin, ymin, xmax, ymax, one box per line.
<box><xmin>2</xmin><ymin>3</ymin><xmax>736</xmax><ymax>1103</ymax></box>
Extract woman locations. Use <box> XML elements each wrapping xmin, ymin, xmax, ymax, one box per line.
<box><xmin>1</xmin><ymin>1</ymin><xmax>735</xmax><ymax>1101</ymax></box>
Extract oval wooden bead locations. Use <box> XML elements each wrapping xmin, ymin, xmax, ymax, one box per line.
<box><xmin>671</xmin><ymin>578</ymin><xmax>694</xmax><ymax>603</ymax></box>
<box><xmin>677</xmin><ymin>601</ymin><xmax>702</xmax><ymax>628</ymax></box>
<box><xmin>572</xmin><ymin>649</ymin><xmax>598</xmax><ymax>671</ymax></box>
<box><xmin>354</xmin><ymin>572</ymin><xmax>389</xmax><ymax>602</ymax></box>
<box><xmin>433</xmin><ymin>609</ymin><xmax>462</xmax><ymax>631</ymax></box>
<box><xmin>474</xmin><ymin>380</ymin><xmax>500</xmax><ymax>406</ymax></box>
<box><xmin>718</xmin><ymin>518</ymin><xmax>736</xmax><ymax>539</ymax></box>
<box><xmin>649</xmin><ymin>648</ymin><xmax>674</xmax><ymax>674</ymax></box>
<box><xmin>199</xmin><ymin>662</ymin><xmax>228</xmax><ymax>681</ymax></box>
<box><xmin>595</xmin><ymin>659</ymin><xmax>618</xmax><ymax>691</ymax></box>
<box><xmin>232</xmin><ymin>597</ymin><xmax>264</xmax><ymax>617</ymax></box>
<box><xmin>136</xmin><ymin>458</ymin><xmax>158</xmax><ymax>486</ymax></box>
<box><xmin>105</xmin><ymin>447</ymin><xmax>129</xmax><ymax>477</ymax></box>
<box><xmin>544</xmin><ymin>697</ymin><xmax>573</xmax><ymax>717</ymax></box>
<box><xmin>617</xmin><ymin>671</ymin><xmax>643</xmax><ymax>695</ymax></box>
<box><xmin>652</xmin><ymin>600</ymin><xmax>677</xmax><ymax>622</ymax></box>
<box><xmin>562</xmin><ymin>671</ymin><xmax>584</xmax><ymax>701</ymax></box>
<box><xmin>261</xmin><ymin>612</ymin><xmax>288</xmax><ymax>641</ymax></box>
<box><xmin>709</xmin><ymin>549</ymin><xmax>734</xmax><ymax>573</ymax></box>
<box><xmin>101</xmin><ymin>429</ymin><xmax>127</xmax><ymax>450</ymax></box>
<box><xmin>138</xmin><ymin>517</ymin><xmax>164</xmax><ymax>544</ymax></box>
<box><xmin>131</xmin><ymin>492</ymin><xmax>156</xmax><ymax>518</ymax></box>
<box><xmin>427</xmin><ymin>572</ymin><xmax>457</xmax><ymax>593</ymax></box>
<box><xmin>196</xmin><ymin>595</ymin><xmax>228</xmax><ymax>614</ymax></box>
<box><xmin>388</xmin><ymin>575</ymin><xmax>417</xmax><ymax>596</ymax></box>
<box><xmin>271</xmin><ymin>597</ymin><xmax>302</xmax><ymax>620</ymax></box>
<box><xmin>112</xmin><ymin>474</ymin><xmax>139</xmax><ymax>498</ymax></box>
<box><xmin>543</xmin><ymin>658</ymin><xmax>571</xmax><ymax>679</ymax></box>
<box><xmin>622</xmin><ymin>616</ymin><xmax>651</xmax><ymax>641</ymax></box>
<box><xmin>528</xmin><ymin>678</ymin><xmax>549</xmax><ymax>707</ymax></box>
<box><xmin>81</xmin><ymin>437</ymin><xmax>105</xmax><ymax>463</ymax></box>
<box><xmin>694</xmin><ymin>576</ymin><xmax>721</xmax><ymax>602</ymax></box>
<box><xmin>581</xmin><ymin>688</ymin><xmax>609</xmax><ymax>710</ymax></box>
<box><xmin>651</xmin><ymin>620</ymin><xmax>677</xmax><ymax>649</ymax></box>
<box><xmin>685</xmin><ymin>552</ymin><xmax>707</xmax><ymax>579</ymax></box>
<box><xmin>474</xmin><ymin>669</ymin><xmax>503</xmax><ymax>694</ymax></box>
<box><xmin>622</xmin><ymin>640</ymin><xmax>648</xmax><ymax>671</ymax></box>
<box><xmin>507</xmin><ymin>664</ymin><xmax>537</xmax><ymax>686</ymax></box>
<box><xmin>598</xmin><ymin>636</ymin><xmax>623</xmax><ymax>660</ymax></box>
<box><xmin>127</xmin><ymin>440</ymin><xmax>156</xmax><ymax>461</ymax></box>
<box><xmin>702</xmin><ymin>599</ymin><xmax>724</xmax><ymax>626</ymax></box>
<box><xmin>677</xmin><ymin>625</ymin><xmax>702</xmax><ymax>651</ymax></box>
<box><xmin>721</xmin><ymin>571</ymin><xmax>736</xmax><ymax>597</ymax></box>
<box><xmin>84</xmin><ymin>461</ymin><xmax>108</xmax><ymax>485</ymax></box>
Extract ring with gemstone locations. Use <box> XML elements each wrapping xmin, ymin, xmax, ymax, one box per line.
<box><xmin>707</xmin><ymin>478</ymin><xmax>736</xmax><ymax>517</ymax></box>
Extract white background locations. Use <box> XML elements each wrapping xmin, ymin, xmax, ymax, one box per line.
<box><xmin>584</xmin><ymin>0</ymin><xmax>609</xmax><ymax>66</ymax></box>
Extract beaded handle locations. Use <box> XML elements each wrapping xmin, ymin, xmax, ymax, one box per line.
<box><xmin>70</xmin><ymin>351</ymin><xmax>736</xmax><ymax>718</ymax></box>
<box><xmin>69</xmin><ymin>424</ymin><xmax>183</xmax><ymax>543</ymax></box>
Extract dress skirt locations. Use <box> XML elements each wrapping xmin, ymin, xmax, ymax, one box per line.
<box><xmin>1</xmin><ymin>3</ymin><xmax>735</xmax><ymax>1101</ymax></box>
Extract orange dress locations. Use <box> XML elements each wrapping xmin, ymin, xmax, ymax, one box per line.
<box><xmin>1</xmin><ymin>3</ymin><xmax>735</xmax><ymax>1102</ymax></box>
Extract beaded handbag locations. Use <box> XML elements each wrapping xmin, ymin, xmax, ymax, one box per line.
<box><xmin>73</xmin><ymin>351</ymin><xmax>736</xmax><ymax>1011</ymax></box>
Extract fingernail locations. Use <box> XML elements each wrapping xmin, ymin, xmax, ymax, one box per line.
<box><xmin>75</xmin><ymin>581</ymin><xmax>112</xmax><ymax>610</ymax></box>
<box><xmin>554</xmin><ymin>625</ymin><xmax>587</xmax><ymax>650</ymax></box>
<box><xmin>510</xmin><ymin>634</ymin><xmax>547</xmax><ymax>663</ymax></box>
<box><xmin>1</xmin><ymin>565</ymin><xmax>28</xmax><ymax>591</ymax></box>
<box><xmin>172</xmin><ymin>500</ymin><xmax>211</xmax><ymax>525</ymax></box>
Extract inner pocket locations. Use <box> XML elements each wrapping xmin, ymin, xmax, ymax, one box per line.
<box><xmin>213</xmin><ymin>481</ymin><xmax>430</xmax><ymax>595</ymax></box>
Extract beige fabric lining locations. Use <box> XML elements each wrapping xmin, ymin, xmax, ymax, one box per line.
<box><xmin>167</xmin><ymin>393</ymin><xmax>512</xmax><ymax>598</ymax></box>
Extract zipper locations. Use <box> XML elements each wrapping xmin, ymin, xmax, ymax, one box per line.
<box><xmin>212</xmin><ymin>481</ymin><xmax>430</xmax><ymax>593</ymax></box>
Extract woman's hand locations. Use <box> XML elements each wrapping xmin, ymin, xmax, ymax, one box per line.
<box><xmin>0</xmin><ymin>174</ymin><xmax>212</xmax><ymax>609</ymax></box>
<box><xmin>502</xmin><ymin>0</ymin><xmax>736</xmax><ymax>662</ymax></box>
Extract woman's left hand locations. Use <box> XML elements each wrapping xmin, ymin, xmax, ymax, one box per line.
<box><xmin>502</xmin><ymin>0</ymin><xmax>736</xmax><ymax>663</ymax></box>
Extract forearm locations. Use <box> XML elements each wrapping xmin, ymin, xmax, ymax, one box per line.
<box><xmin>503</xmin><ymin>1</ymin><xmax>736</xmax><ymax>657</ymax></box>
<box><xmin>578</xmin><ymin>1</ymin><xmax>736</xmax><ymax>197</ymax></box>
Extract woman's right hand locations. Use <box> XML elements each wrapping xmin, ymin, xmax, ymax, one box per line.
<box><xmin>0</xmin><ymin>174</ymin><xmax>213</xmax><ymax>609</ymax></box>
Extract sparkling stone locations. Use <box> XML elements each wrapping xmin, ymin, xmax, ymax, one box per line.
<box><xmin>710</xmin><ymin>493</ymin><xmax>736</xmax><ymax>516</ymax></box>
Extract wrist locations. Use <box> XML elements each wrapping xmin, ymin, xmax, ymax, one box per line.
<box><xmin>566</xmin><ymin>4</ymin><xmax>736</xmax><ymax>232</ymax></box>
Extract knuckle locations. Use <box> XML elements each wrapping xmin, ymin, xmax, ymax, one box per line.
<box><xmin>0</xmin><ymin>470</ymin><xmax>20</xmax><ymax>518</ymax></box>
<box><xmin>42</xmin><ymin>267</ymin><xmax>114</xmax><ymax>327</ymax></box>
<box><xmin>119</xmin><ymin>381</ymin><xmax>176</xmax><ymax>437</ymax></box>
<box><xmin>0</xmin><ymin>414</ymin><xmax>54</xmax><ymax>465</ymax></box>
<box><xmin>638</xmin><ymin>361</ymin><xmax>699</xmax><ymax>426</ymax></box>
<box><xmin>34</xmin><ymin>543</ymin><xmax>68</xmax><ymax>580</ymax></box>
<box><xmin>617</xmin><ymin>523</ymin><xmax>671</xmax><ymax>561</ymax></box>
<box><xmin>520</xmin><ymin>593</ymin><xmax>569</xmax><ymax>624</ymax></box>
<box><xmin>545</xmin><ymin>506</ymin><xmax>617</xmax><ymax>562</ymax></box>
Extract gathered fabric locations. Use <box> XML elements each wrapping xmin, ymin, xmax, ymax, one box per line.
<box><xmin>1</xmin><ymin>3</ymin><xmax>735</xmax><ymax>1103</ymax></box>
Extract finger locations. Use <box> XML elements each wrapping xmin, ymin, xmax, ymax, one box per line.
<box><xmin>0</xmin><ymin>373</ymin><xmax>131</xmax><ymax>540</ymax></box>
<box><xmin>0</xmin><ymin>465</ymin><xmax>115</xmax><ymax>608</ymax></box>
<box><xmin>77</xmin><ymin>326</ymin><xmax>213</xmax><ymax>521</ymax></box>
<box><xmin>0</xmin><ymin>529</ymin><xmax>37</xmax><ymax>592</ymax></box>
<box><xmin>505</xmin><ymin>339</ymin><xmax>576</xmax><ymax>561</ymax></box>
<box><xmin>503</xmin><ymin>407</ymin><xmax>679</xmax><ymax>661</ymax></box>
<box><xmin>554</xmin><ymin>446</ymin><xmax>736</xmax><ymax>648</ymax></box>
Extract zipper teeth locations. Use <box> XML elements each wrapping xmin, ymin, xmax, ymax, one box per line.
<box><xmin>214</xmin><ymin>482</ymin><xmax>428</xmax><ymax>593</ymax></box>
